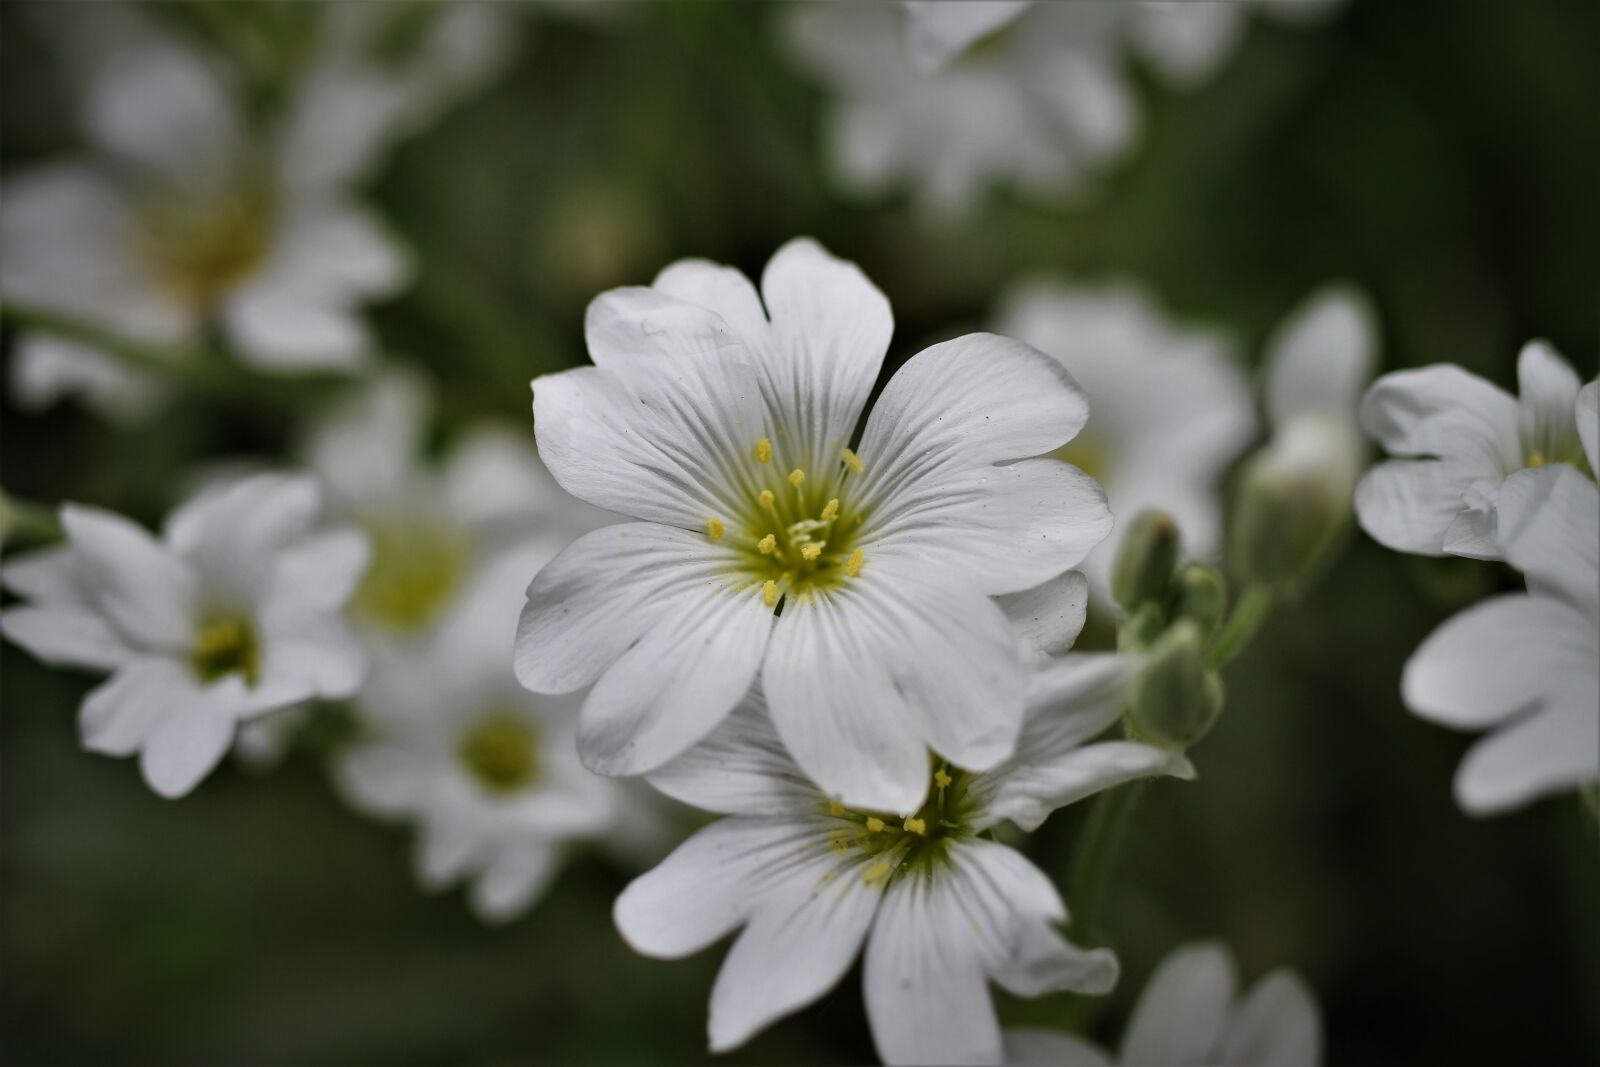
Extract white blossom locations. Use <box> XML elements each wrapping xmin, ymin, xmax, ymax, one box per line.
<box><xmin>0</xmin><ymin>474</ymin><xmax>368</xmax><ymax>797</ymax></box>
<box><xmin>615</xmin><ymin>655</ymin><xmax>1193</xmax><ymax>1064</ymax></box>
<box><xmin>515</xmin><ymin>238</ymin><xmax>1111</xmax><ymax>813</ymax></box>
<box><xmin>1356</xmin><ymin>341</ymin><xmax>1596</xmax><ymax>559</ymax></box>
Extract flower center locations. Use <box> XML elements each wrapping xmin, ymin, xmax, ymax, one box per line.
<box><xmin>824</xmin><ymin>762</ymin><xmax>974</xmax><ymax>884</ymax></box>
<box><xmin>706</xmin><ymin>440</ymin><xmax>871</xmax><ymax>609</ymax></box>
<box><xmin>190</xmin><ymin>614</ymin><xmax>260</xmax><ymax>686</ymax></box>
<box><xmin>458</xmin><ymin>711</ymin><xmax>540</xmax><ymax>795</ymax></box>
<box><xmin>138</xmin><ymin>180</ymin><xmax>274</xmax><ymax>310</ymax></box>
<box><xmin>352</xmin><ymin>516</ymin><xmax>470</xmax><ymax>632</ymax></box>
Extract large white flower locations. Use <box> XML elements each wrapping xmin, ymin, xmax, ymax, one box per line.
<box><xmin>1004</xmin><ymin>940</ymin><xmax>1322</xmax><ymax>1066</ymax></box>
<box><xmin>615</xmin><ymin>655</ymin><xmax>1194</xmax><ymax>1064</ymax></box>
<box><xmin>1356</xmin><ymin>341</ymin><xmax>1597</xmax><ymax>559</ymax></box>
<box><xmin>995</xmin><ymin>279</ymin><xmax>1254</xmax><ymax>598</ymax></box>
<box><xmin>1401</xmin><ymin>464</ymin><xmax>1599</xmax><ymax>815</ymax></box>
<box><xmin>335</xmin><ymin>544</ymin><xmax>621</xmax><ymax>923</ymax></box>
<box><xmin>515</xmin><ymin>239</ymin><xmax>1112</xmax><ymax>813</ymax></box>
<box><xmin>0</xmin><ymin>474</ymin><xmax>368</xmax><ymax>797</ymax></box>
<box><xmin>0</xmin><ymin>4</ymin><xmax>508</xmax><ymax>419</ymax></box>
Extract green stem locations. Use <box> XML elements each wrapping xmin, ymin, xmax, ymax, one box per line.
<box><xmin>0</xmin><ymin>493</ymin><xmax>60</xmax><ymax>547</ymax></box>
<box><xmin>1206</xmin><ymin>583</ymin><xmax>1273</xmax><ymax>669</ymax></box>
<box><xmin>1067</xmin><ymin>779</ymin><xmax>1149</xmax><ymax>946</ymax></box>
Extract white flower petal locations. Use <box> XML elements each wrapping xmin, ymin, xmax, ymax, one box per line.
<box><xmin>1496</xmin><ymin>465</ymin><xmax>1599</xmax><ymax>615</ymax></box>
<box><xmin>79</xmin><ymin>657</ymin><xmax>192</xmax><ymax>756</ymax></box>
<box><xmin>1516</xmin><ymin>341</ymin><xmax>1583</xmax><ymax>467</ymax></box>
<box><xmin>584</xmin><ymin>286</ymin><xmax>746</xmax><ymax>373</ymax></box>
<box><xmin>977</xmin><ymin>741</ymin><xmax>1194</xmax><ymax>834</ymax></box>
<box><xmin>1577</xmin><ymin>380</ymin><xmax>1598</xmax><ymax>474</ymax></box>
<box><xmin>304</xmin><ymin>370</ymin><xmax>431</xmax><ymax>505</ymax></box>
<box><xmin>1002</xmin><ymin>1028</ymin><xmax>1112</xmax><ymax>1067</ymax></box>
<box><xmin>442</xmin><ymin>426</ymin><xmax>574</xmax><ymax>533</ymax></box>
<box><xmin>222</xmin><ymin>285</ymin><xmax>371</xmax><ymax>371</ymax></box>
<box><xmin>651</xmin><ymin>258</ymin><xmax>772</xmax><ymax>339</ymax></box>
<box><xmin>334</xmin><ymin>741</ymin><xmax>430</xmax><ymax>818</ymax></box>
<box><xmin>84</xmin><ymin>39</ymin><xmax>240</xmax><ymax>181</ymax></box>
<box><xmin>900</xmin><ymin>1</ymin><xmax>1032</xmax><ymax>73</ymax></box>
<box><xmin>1</xmin><ymin>544</ymin><xmax>83</xmax><ymax>602</ymax></box>
<box><xmin>765</xmin><ymin>578</ymin><xmax>1022</xmax><ymax>814</ymax></box>
<box><xmin>1218</xmin><ymin>969</ymin><xmax>1324</xmax><ymax>1067</ymax></box>
<box><xmin>646</xmin><ymin>690</ymin><xmax>817</xmax><ymax>817</ymax></box>
<box><xmin>416</xmin><ymin>816</ymin><xmax>483</xmax><ymax>888</ymax></box>
<box><xmin>1263</xmin><ymin>285</ymin><xmax>1378</xmax><ymax>426</ymax></box>
<box><xmin>1354</xmin><ymin>458</ymin><xmax>1479</xmax><ymax>556</ymax></box>
<box><xmin>0</xmin><ymin>606</ymin><xmax>129</xmax><ymax>671</ymax></box>
<box><xmin>264</xmin><ymin>527</ymin><xmax>371</xmax><ymax>614</ymax></box>
<box><xmin>1455</xmin><ymin>700</ymin><xmax>1598</xmax><ymax>815</ymax></box>
<box><xmin>61</xmin><ymin>503</ymin><xmax>194</xmax><ymax>652</ymax></box>
<box><xmin>1359</xmin><ymin>365</ymin><xmax>1520</xmax><ymax>470</ymax></box>
<box><xmin>8</xmin><ymin>335</ymin><xmax>166</xmax><ymax>420</ymax></box>
<box><xmin>1120</xmin><ymin>940</ymin><xmax>1238</xmax><ymax>1066</ymax></box>
<box><xmin>138</xmin><ymin>684</ymin><xmax>244</xmax><ymax>798</ymax></box>
<box><xmin>256</xmin><ymin>615</ymin><xmax>367</xmax><ymax>705</ymax></box>
<box><xmin>470</xmin><ymin>845</ymin><xmax>560</xmax><ymax>924</ymax></box>
<box><xmin>164</xmin><ymin>473</ymin><xmax>323</xmax><ymax>605</ymax></box>
<box><xmin>997</xmin><ymin>570</ymin><xmax>1090</xmax><ymax>666</ymax></box>
<box><xmin>1130</xmin><ymin>1</ymin><xmax>1249</xmax><ymax>88</ymax></box>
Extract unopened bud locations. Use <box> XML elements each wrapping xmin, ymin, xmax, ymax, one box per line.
<box><xmin>1112</xmin><ymin>510</ymin><xmax>1182</xmax><ymax>613</ymax></box>
<box><xmin>1119</xmin><ymin>601</ymin><xmax>1167</xmax><ymax>652</ymax></box>
<box><xmin>1127</xmin><ymin>621</ymin><xmax>1224</xmax><ymax>749</ymax></box>
<box><xmin>1172</xmin><ymin>563</ymin><xmax>1227</xmax><ymax>642</ymax></box>
<box><xmin>1230</xmin><ymin>417</ymin><xmax>1359</xmax><ymax>595</ymax></box>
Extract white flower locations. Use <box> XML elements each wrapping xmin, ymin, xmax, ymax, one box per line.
<box><xmin>0</xmin><ymin>474</ymin><xmax>368</xmax><ymax>797</ymax></box>
<box><xmin>1401</xmin><ymin>464</ymin><xmax>1599</xmax><ymax>815</ymax></box>
<box><xmin>1356</xmin><ymin>341</ymin><xmax>1597</xmax><ymax>560</ymax></box>
<box><xmin>614</xmin><ymin>655</ymin><xmax>1194</xmax><ymax>1064</ymax></box>
<box><xmin>995</xmin><ymin>279</ymin><xmax>1255</xmax><ymax>599</ymax></box>
<box><xmin>1004</xmin><ymin>940</ymin><xmax>1322</xmax><ymax>1066</ymax></box>
<box><xmin>335</xmin><ymin>544</ymin><xmax>621</xmax><ymax>923</ymax></box>
<box><xmin>515</xmin><ymin>238</ymin><xmax>1112</xmax><ymax>813</ymax></box>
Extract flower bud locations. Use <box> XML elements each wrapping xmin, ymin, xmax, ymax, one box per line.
<box><xmin>1112</xmin><ymin>509</ymin><xmax>1181</xmax><ymax>613</ymax></box>
<box><xmin>1172</xmin><ymin>563</ymin><xmax>1227</xmax><ymax>642</ymax></box>
<box><xmin>1119</xmin><ymin>601</ymin><xmax>1167</xmax><ymax>652</ymax></box>
<box><xmin>1127</xmin><ymin>621</ymin><xmax>1224</xmax><ymax>749</ymax></box>
<box><xmin>1229</xmin><ymin>416</ymin><xmax>1360</xmax><ymax>595</ymax></box>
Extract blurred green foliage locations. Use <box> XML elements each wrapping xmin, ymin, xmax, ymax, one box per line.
<box><xmin>2</xmin><ymin>1</ymin><xmax>1597</xmax><ymax>1064</ymax></box>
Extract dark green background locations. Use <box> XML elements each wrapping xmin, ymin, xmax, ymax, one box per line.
<box><xmin>2</xmin><ymin>1</ymin><xmax>1597</xmax><ymax>1064</ymax></box>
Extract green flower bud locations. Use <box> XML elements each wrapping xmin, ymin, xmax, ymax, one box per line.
<box><xmin>1172</xmin><ymin>563</ymin><xmax>1227</xmax><ymax>642</ymax></box>
<box><xmin>1229</xmin><ymin>416</ymin><xmax>1360</xmax><ymax>595</ymax></box>
<box><xmin>1112</xmin><ymin>509</ymin><xmax>1181</xmax><ymax>613</ymax></box>
<box><xmin>1127</xmin><ymin>621</ymin><xmax>1224</xmax><ymax>749</ymax></box>
<box><xmin>1119</xmin><ymin>601</ymin><xmax>1168</xmax><ymax>652</ymax></box>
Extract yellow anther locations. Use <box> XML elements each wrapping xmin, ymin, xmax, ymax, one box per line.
<box><xmin>800</xmin><ymin>543</ymin><xmax>823</xmax><ymax>561</ymax></box>
<box><xmin>904</xmin><ymin>817</ymin><xmax>927</xmax><ymax>836</ymax></box>
<box><xmin>820</xmin><ymin>498</ymin><xmax>840</xmax><ymax>522</ymax></box>
<box><xmin>841</xmin><ymin>447</ymin><xmax>863</xmax><ymax>474</ymax></box>
<box><xmin>759</xmin><ymin>489</ymin><xmax>776</xmax><ymax>510</ymax></box>
<box><xmin>863</xmin><ymin>861</ymin><xmax>891</xmax><ymax>884</ymax></box>
<box><xmin>758</xmin><ymin>534</ymin><xmax>777</xmax><ymax>555</ymax></box>
<box><xmin>1528</xmin><ymin>449</ymin><xmax>1547</xmax><ymax>468</ymax></box>
<box><xmin>865</xmin><ymin>816</ymin><xmax>885</xmax><ymax>833</ymax></box>
<box><xmin>829</xmin><ymin>800</ymin><xmax>845</xmax><ymax>816</ymax></box>
<box><xmin>845</xmin><ymin>549</ymin><xmax>865</xmax><ymax>578</ymax></box>
<box><xmin>762</xmin><ymin>580</ymin><xmax>779</xmax><ymax>607</ymax></box>
<box><xmin>706</xmin><ymin>517</ymin><xmax>725</xmax><ymax>542</ymax></box>
<box><xmin>788</xmin><ymin>468</ymin><xmax>806</xmax><ymax>488</ymax></box>
<box><xmin>754</xmin><ymin>438</ymin><xmax>773</xmax><ymax>464</ymax></box>
<box><xmin>828</xmin><ymin>834</ymin><xmax>851</xmax><ymax>854</ymax></box>
<box><xmin>934</xmin><ymin>769</ymin><xmax>953</xmax><ymax>789</ymax></box>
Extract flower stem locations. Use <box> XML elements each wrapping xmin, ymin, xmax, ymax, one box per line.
<box><xmin>1206</xmin><ymin>583</ymin><xmax>1274</xmax><ymax>669</ymax></box>
<box><xmin>1066</xmin><ymin>779</ymin><xmax>1149</xmax><ymax>946</ymax></box>
<box><xmin>0</xmin><ymin>492</ymin><xmax>60</xmax><ymax>547</ymax></box>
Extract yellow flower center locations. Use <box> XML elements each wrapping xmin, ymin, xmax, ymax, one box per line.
<box><xmin>352</xmin><ymin>516</ymin><xmax>470</xmax><ymax>632</ymax></box>
<box><xmin>190</xmin><ymin>614</ymin><xmax>260</xmax><ymax>686</ymax></box>
<box><xmin>138</xmin><ymin>180</ymin><xmax>275</xmax><ymax>310</ymax></box>
<box><xmin>825</xmin><ymin>762</ymin><xmax>972</xmax><ymax>882</ymax></box>
<box><xmin>458</xmin><ymin>711</ymin><xmax>540</xmax><ymax>795</ymax></box>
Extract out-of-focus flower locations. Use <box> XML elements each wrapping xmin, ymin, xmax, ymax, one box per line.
<box><xmin>0</xmin><ymin>3</ymin><xmax>512</xmax><ymax>419</ymax></box>
<box><xmin>0</xmin><ymin>474</ymin><xmax>367</xmax><ymax>797</ymax></box>
<box><xmin>1401</xmin><ymin>464</ymin><xmax>1599</xmax><ymax>815</ymax></box>
<box><xmin>997</xmin><ymin>281</ymin><xmax>1254</xmax><ymax>600</ymax></box>
<box><xmin>335</xmin><ymin>544</ymin><xmax>622</xmax><ymax>923</ymax></box>
<box><xmin>785</xmin><ymin>1</ymin><xmax>1333</xmax><ymax>215</ymax></box>
<box><xmin>1231</xmin><ymin>286</ymin><xmax>1378</xmax><ymax>593</ymax></box>
<box><xmin>1356</xmin><ymin>342</ymin><xmax>1596</xmax><ymax>560</ymax></box>
<box><xmin>615</xmin><ymin>656</ymin><xmax>1193</xmax><ymax>1064</ymax></box>
<box><xmin>516</xmin><ymin>238</ymin><xmax>1110</xmax><ymax>813</ymax></box>
<box><xmin>1004</xmin><ymin>939</ymin><xmax>1322</xmax><ymax>1065</ymax></box>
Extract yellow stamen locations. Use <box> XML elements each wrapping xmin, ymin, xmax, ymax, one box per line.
<box><xmin>706</xmin><ymin>517</ymin><xmax>725</xmax><ymax>542</ymax></box>
<box><xmin>828</xmin><ymin>833</ymin><xmax>851</xmax><ymax>854</ymax></box>
<box><xmin>800</xmin><ymin>543</ymin><xmax>823</xmax><ymax>561</ymax></box>
<box><xmin>759</xmin><ymin>489</ymin><xmax>776</xmax><ymax>510</ymax></box>
<box><xmin>863</xmin><ymin>861</ymin><xmax>891</xmax><ymax>884</ymax></box>
<box><xmin>820</xmin><ymin>498</ymin><xmax>840</xmax><ymax>522</ymax></box>
<box><xmin>904</xmin><ymin>817</ymin><xmax>927</xmax><ymax>836</ymax></box>
<box><xmin>841</xmin><ymin>447</ymin><xmax>863</xmax><ymax>474</ymax></box>
<box><xmin>754</xmin><ymin>438</ymin><xmax>773</xmax><ymax>464</ymax></box>
<box><xmin>865</xmin><ymin>816</ymin><xmax>885</xmax><ymax>833</ymax></box>
<box><xmin>758</xmin><ymin>534</ymin><xmax>777</xmax><ymax>555</ymax></box>
<box><xmin>1528</xmin><ymin>449</ymin><xmax>1547</xmax><ymax>468</ymax></box>
<box><xmin>829</xmin><ymin>800</ymin><xmax>845</xmax><ymax>816</ymax></box>
<box><xmin>762</xmin><ymin>580</ymin><xmax>779</xmax><ymax>607</ymax></box>
<box><xmin>934</xmin><ymin>769</ymin><xmax>953</xmax><ymax>789</ymax></box>
<box><xmin>788</xmin><ymin>468</ymin><xmax>806</xmax><ymax>488</ymax></box>
<box><xmin>845</xmin><ymin>549</ymin><xmax>865</xmax><ymax>578</ymax></box>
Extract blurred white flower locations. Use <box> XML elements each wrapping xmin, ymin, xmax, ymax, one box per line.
<box><xmin>615</xmin><ymin>655</ymin><xmax>1193</xmax><ymax>1063</ymax></box>
<box><xmin>516</xmin><ymin>238</ymin><xmax>1110</xmax><ymax>813</ymax></box>
<box><xmin>335</xmin><ymin>544</ymin><xmax>623</xmax><ymax>923</ymax></box>
<box><xmin>786</xmin><ymin>1</ymin><xmax>1334</xmax><ymax>215</ymax></box>
<box><xmin>996</xmin><ymin>280</ymin><xmax>1255</xmax><ymax>600</ymax></box>
<box><xmin>0</xmin><ymin>474</ymin><xmax>367</xmax><ymax>798</ymax></box>
<box><xmin>1004</xmin><ymin>939</ymin><xmax>1322</xmax><ymax>1065</ymax></box>
<box><xmin>1356</xmin><ymin>341</ymin><xmax>1596</xmax><ymax>560</ymax></box>
<box><xmin>1401</xmin><ymin>464</ymin><xmax>1599</xmax><ymax>815</ymax></box>
<box><xmin>0</xmin><ymin>3</ymin><xmax>512</xmax><ymax>419</ymax></box>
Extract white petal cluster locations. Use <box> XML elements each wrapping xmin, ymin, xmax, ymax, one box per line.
<box><xmin>515</xmin><ymin>239</ymin><xmax>1112</xmax><ymax>814</ymax></box>
<box><xmin>1</xmin><ymin>474</ymin><xmax>368</xmax><ymax>797</ymax></box>
<box><xmin>1005</xmin><ymin>940</ymin><xmax>1322</xmax><ymax>1066</ymax></box>
<box><xmin>616</xmin><ymin>656</ymin><xmax>1193</xmax><ymax>1064</ymax></box>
